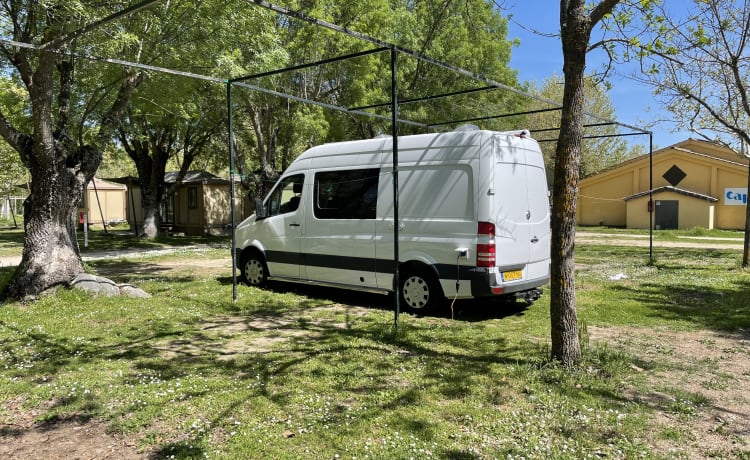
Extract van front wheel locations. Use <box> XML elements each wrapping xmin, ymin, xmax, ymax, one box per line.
<box><xmin>400</xmin><ymin>268</ymin><xmax>443</xmax><ymax>311</ymax></box>
<box><xmin>240</xmin><ymin>251</ymin><xmax>268</xmax><ymax>287</ymax></box>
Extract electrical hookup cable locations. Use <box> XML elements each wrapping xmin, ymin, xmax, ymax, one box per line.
<box><xmin>451</xmin><ymin>253</ymin><xmax>461</xmax><ymax>320</ymax></box>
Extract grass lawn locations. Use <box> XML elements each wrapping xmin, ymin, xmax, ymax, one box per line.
<box><xmin>0</xmin><ymin>228</ymin><xmax>748</xmax><ymax>459</ymax></box>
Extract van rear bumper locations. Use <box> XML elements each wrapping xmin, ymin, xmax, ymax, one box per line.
<box><xmin>470</xmin><ymin>270</ymin><xmax>549</xmax><ymax>297</ymax></box>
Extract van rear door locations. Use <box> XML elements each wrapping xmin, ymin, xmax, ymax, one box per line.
<box><xmin>520</xmin><ymin>144</ymin><xmax>551</xmax><ymax>280</ymax></box>
<box><xmin>492</xmin><ymin>157</ymin><xmax>532</xmax><ymax>275</ymax></box>
<box><xmin>491</xmin><ymin>134</ymin><xmax>550</xmax><ymax>284</ymax></box>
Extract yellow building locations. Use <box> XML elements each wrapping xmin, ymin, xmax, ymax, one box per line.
<box><xmin>83</xmin><ymin>177</ymin><xmax>128</xmax><ymax>225</ymax></box>
<box><xmin>577</xmin><ymin>139</ymin><xmax>749</xmax><ymax>230</ymax></box>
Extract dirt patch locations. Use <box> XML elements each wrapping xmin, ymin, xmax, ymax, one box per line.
<box><xmin>589</xmin><ymin>326</ymin><xmax>750</xmax><ymax>457</ymax></box>
<box><xmin>94</xmin><ymin>254</ymin><xmax>231</xmax><ymax>280</ymax></box>
<box><xmin>0</xmin><ymin>416</ymin><xmax>147</xmax><ymax>459</ymax></box>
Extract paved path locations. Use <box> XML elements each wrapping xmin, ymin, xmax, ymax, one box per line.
<box><xmin>576</xmin><ymin>232</ymin><xmax>744</xmax><ymax>250</ymax></box>
<box><xmin>0</xmin><ymin>234</ymin><xmax>743</xmax><ymax>269</ymax></box>
<box><xmin>0</xmin><ymin>245</ymin><xmax>212</xmax><ymax>268</ymax></box>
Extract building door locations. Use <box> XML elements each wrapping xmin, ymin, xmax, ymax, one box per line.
<box><xmin>655</xmin><ymin>200</ymin><xmax>679</xmax><ymax>230</ymax></box>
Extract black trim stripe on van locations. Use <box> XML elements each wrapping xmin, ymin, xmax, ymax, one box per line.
<box><xmin>265</xmin><ymin>250</ymin><xmax>477</xmax><ymax>283</ymax></box>
<box><xmin>237</xmin><ymin>249</ymin><xmax>546</xmax><ymax>297</ymax></box>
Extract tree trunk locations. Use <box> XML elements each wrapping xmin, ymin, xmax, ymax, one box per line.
<box><xmin>140</xmin><ymin>193</ymin><xmax>161</xmax><ymax>239</ymax></box>
<box><xmin>549</xmin><ymin>0</ymin><xmax>621</xmax><ymax>365</ymax></box>
<box><xmin>8</xmin><ymin>151</ymin><xmax>94</xmax><ymax>297</ymax></box>
<box><xmin>0</xmin><ymin>8</ymin><xmax>141</xmax><ymax>299</ymax></box>
<box><xmin>550</xmin><ymin>2</ymin><xmax>591</xmax><ymax>366</ymax></box>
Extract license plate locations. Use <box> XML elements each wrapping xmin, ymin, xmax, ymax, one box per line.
<box><xmin>502</xmin><ymin>270</ymin><xmax>523</xmax><ymax>282</ymax></box>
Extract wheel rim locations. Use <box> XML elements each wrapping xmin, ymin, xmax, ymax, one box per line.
<box><xmin>244</xmin><ymin>258</ymin><xmax>265</xmax><ymax>285</ymax></box>
<box><xmin>403</xmin><ymin>275</ymin><xmax>429</xmax><ymax>309</ymax></box>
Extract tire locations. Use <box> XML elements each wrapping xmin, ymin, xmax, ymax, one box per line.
<box><xmin>399</xmin><ymin>267</ymin><xmax>443</xmax><ymax>312</ymax></box>
<box><xmin>240</xmin><ymin>250</ymin><xmax>268</xmax><ymax>287</ymax></box>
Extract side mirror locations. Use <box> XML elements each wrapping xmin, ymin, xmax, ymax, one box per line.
<box><xmin>254</xmin><ymin>198</ymin><xmax>267</xmax><ymax>219</ymax></box>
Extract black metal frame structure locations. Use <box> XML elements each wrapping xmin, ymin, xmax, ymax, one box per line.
<box><xmin>1</xmin><ymin>0</ymin><xmax>656</xmax><ymax>325</ymax></box>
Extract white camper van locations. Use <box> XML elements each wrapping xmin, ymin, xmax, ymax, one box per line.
<box><xmin>234</xmin><ymin>127</ymin><xmax>550</xmax><ymax>310</ymax></box>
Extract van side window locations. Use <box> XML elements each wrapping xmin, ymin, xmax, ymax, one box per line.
<box><xmin>314</xmin><ymin>168</ymin><xmax>379</xmax><ymax>219</ymax></box>
<box><xmin>266</xmin><ymin>174</ymin><xmax>304</xmax><ymax>217</ymax></box>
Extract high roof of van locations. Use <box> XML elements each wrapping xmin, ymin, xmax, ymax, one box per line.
<box><xmin>293</xmin><ymin>128</ymin><xmax>534</xmax><ymax>164</ymax></box>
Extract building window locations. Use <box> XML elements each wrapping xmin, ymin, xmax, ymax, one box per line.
<box><xmin>160</xmin><ymin>193</ymin><xmax>175</xmax><ymax>224</ymax></box>
<box><xmin>188</xmin><ymin>187</ymin><xmax>198</xmax><ymax>209</ymax></box>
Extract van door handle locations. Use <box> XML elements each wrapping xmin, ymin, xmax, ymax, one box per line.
<box><xmin>531</xmin><ymin>236</ymin><xmax>539</xmax><ymax>243</ymax></box>
<box><xmin>289</xmin><ymin>223</ymin><xmax>301</xmax><ymax>227</ymax></box>
<box><xmin>388</xmin><ymin>222</ymin><xmax>405</xmax><ymax>231</ymax></box>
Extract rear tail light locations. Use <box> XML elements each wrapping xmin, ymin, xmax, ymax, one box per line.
<box><xmin>476</xmin><ymin>221</ymin><xmax>496</xmax><ymax>267</ymax></box>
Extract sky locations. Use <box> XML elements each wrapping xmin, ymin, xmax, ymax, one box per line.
<box><xmin>504</xmin><ymin>3</ymin><xmax>691</xmax><ymax>150</ymax></box>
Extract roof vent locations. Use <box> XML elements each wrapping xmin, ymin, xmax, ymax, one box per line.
<box><xmin>514</xmin><ymin>129</ymin><xmax>530</xmax><ymax>139</ymax></box>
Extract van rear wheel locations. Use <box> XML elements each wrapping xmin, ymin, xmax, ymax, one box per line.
<box><xmin>400</xmin><ymin>268</ymin><xmax>443</xmax><ymax>312</ymax></box>
<box><xmin>240</xmin><ymin>251</ymin><xmax>268</xmax><ymax>287</ymax></box>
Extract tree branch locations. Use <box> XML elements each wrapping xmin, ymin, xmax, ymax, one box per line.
<box><xmin>96</xmin><ymin>68</ymin><xmax>143</xmax><ymax>148</ymax></box>
<box><xmin>589</xmin><ymin>0</ymin><xmax>621</xmax><ymax>26</ymax></box>
<box><xmin>0</xmin><ymin>107</ymin><xmax>32</xmax><ymax>163</ymax></box>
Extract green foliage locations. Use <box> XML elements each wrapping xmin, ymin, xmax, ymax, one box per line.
<box><xmin>527</xmin><ymin>75</ymin><xmax>637</xmax><ymax>180</ymax></box>
<box><xmin>0</xmin><ymin>78</ymin><xmax>30</xmax><ymax>193</ymax></box>
<box><xmin>228</xmin><ymin>0</ymin><xmax>523</xmax><ymax>186</ymax></box>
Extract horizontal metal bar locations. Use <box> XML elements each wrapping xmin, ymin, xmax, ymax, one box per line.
<box><xmin>231</xmin><ymin>46</ymin><xmax>390</xmax><ymax>83</ymax></box>
<box><xmin>428</xmin><ymin>107</ymin><xmax>562</xmax><ymax>129</ymax></box>
<box><xmin>231</xmin><ymin>80</ymin><xmax>427</xmax><ymax>128</ymax></box>
<box><xmin>533</xmin><ymin>121</ymin><xmax>619</xmax><ymax>134</ymax></box>
<box><xmin>1</xmin><ymin>39</ymin><xmax>227</xmax><ymax>83</ymax></box>
<box><xmin>537</xmin><ymin>131</ymin><xmax>651</xmax><ymax>143</ymax></box>
<box><xmin>349</xmin><ymin>85</ymin><xmax>497</xmax><ymax>111</ymax></box>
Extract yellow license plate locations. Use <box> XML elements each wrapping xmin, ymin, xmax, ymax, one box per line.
<box><xmin>502</xmin><ymin>270</ymin><xmax>523</xmax><ymax>282</ymax></box>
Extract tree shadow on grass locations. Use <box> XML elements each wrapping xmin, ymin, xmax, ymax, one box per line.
<box><xmin>610</xmin><ymin>277</ymin><xmax>750</xmax><ymax>331</ymax></box>
<box><xmin>224</xmin><ymin>280</ymin><xmax>533</xmax><ymax>323</ymax></box>
<box><xmin>87</xmin><ymin>260</ymin><xmax>206</xmax><ymax>286</ymax></box>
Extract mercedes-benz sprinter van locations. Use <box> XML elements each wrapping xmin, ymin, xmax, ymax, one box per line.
<box><xmin>234</xmin><ymin>127</ymin><xmax>550</xmax><ymax>310</ymax></box>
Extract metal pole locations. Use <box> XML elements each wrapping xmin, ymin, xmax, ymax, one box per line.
<box><xmin>391</xmin><ymin>46</ymin><xmax>400</xmax><ymax>328</ymax></box>
<box><xmin>228</xmin><ymin>83</ymin><xmax>238</xmax><ymax>302</ymax></box>
<box><xmin>128</xmin><ymin>177</ymin><xmax>138</xmax><ymax>235</ymax></box>
<box><xmin>91</xmin><ymin>178</ymin><xmax>108</xmax><ymax>234</ymax></box>
<box><xmin>649</xmin><ymin>133</ymin><xmax>654</xmax><ymax>264</ymax></box>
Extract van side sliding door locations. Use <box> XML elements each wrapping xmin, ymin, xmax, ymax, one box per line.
<box><xmin>302</xmin><ymin>168</ymin><xmax>380</xmax><ymax>289</ymax></box>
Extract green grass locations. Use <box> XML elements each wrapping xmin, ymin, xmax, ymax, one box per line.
<box><xmin>0</xmin><ymin>226</ymin><xmax>23</xmax><ymax>257</ymax></box>
<box><xmin>1</xmin><ymin>228</ymin><xmax>749</xmax><ymax>458</ymax></box>
<box><xmin>576</xmin><ymin>244</ymin><xmax>750</xmax><ymax>331</ymax></box>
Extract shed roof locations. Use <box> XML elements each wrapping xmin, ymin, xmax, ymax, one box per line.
<box><xmin>15</xmin><ymin>177</ymin><xmax>126</xmax><ymax>191</ymax></box>
<box><xmin>106</xmin><ymin>171</ymin><xmax>231</xmax><ymax>186</ymax></box>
